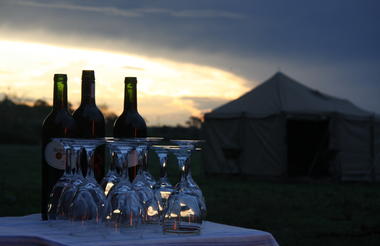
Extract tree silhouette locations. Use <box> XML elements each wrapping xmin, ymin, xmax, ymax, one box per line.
<box><xmin>186</xmin><ymin>116</ymin><xmax>202</xmax><ymax>129</ymax></box>
<box><xmin>0</xmin><ymin>95</ymin><xmax>202</xmax><ymax>144</ymax></box>
<box><xmin>33</xmin><ymin>99</ymin><xmax>49</xmax><ymax>108</ymax></box>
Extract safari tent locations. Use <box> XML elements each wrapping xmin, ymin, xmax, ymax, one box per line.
<box><xmin>203</xmin><ymin>72</ymin><xmax>380</xmax><ymax>181</ymax></box>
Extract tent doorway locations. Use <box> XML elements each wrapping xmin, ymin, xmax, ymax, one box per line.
<box><xmin>287</xmin><ymin>119</ymin><xmax>330</xmax><ymax>177</ymax></box>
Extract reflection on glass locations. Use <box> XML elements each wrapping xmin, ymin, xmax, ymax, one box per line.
<box><xmin>163</xmin><ymin>192</ymin><xmax>202</xmax><ymax>234</ymax></box>
<box><xmin>105</xmin><ymin>141</ymin><xmax>144</xmax><ymax>228</ymax></box>
<box><xmin>68</xmin><ymin>139</ymin><xmax>109</xmax><ymax>223</ymax></box>
<box><xmin>56</xmin><ymin>140</ymin><xmax>85</xmax><ymax>219</ymax></box>
<box><xmin>162</xmin><ymin>141</ymin><xmax>206</xmax><ymax>234</ymax></box>
<box><xmin>100</xmin><ymin>149</ymin><xmax>120</xmax><ymax>196</ymax></box>
<box><xmin>151</xmin><ymin>145</ymin><xmax>175</xmax><ymax>214</ymax></box>
<box><xmin>47</xmin><ymin>139</ymin><xmax>73</xmax><ymax>219</ymax></box>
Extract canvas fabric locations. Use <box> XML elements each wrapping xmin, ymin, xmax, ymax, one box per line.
<box><xmin>203</xmin><ymin>118</ymin><xmax>242</xmax><ymax>174</ymax></box>
<box><xmin>238</xmin><ymin>116</ymin><xmax>286</xmax><ymax>176</ymax></box>
<box><xmin>204</xmin><ymin>72</ymin><xmax>380</xmax><ymax>181</ymax></box>
<box><xmin>330</xmin><ymin>117</ymin><xmax>372</xmax><ymax>181</ymax></box>
<box><xmin>208</xmin><ymin>72</ymin><xmax>371</xmax><ymax>119</ymax></box>
<box><xmin>203</xmin><ymin>116</ymin><xmax>286</xmax><ymax>176</ymax></box>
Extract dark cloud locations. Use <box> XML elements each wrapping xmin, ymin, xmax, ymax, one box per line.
<box><xmin>181</xmin><ymin>96</ymin><xmax>228</xmax><ymax>111</ymax></box>
<box><xmin>2</xmin><ymin>0</ymin><xmax>378</xmax><ymax>62</ymax></box>
<box><xmin>0</xmin><ymin>0</ymin><xmax>379</xmax><ymax>113</ymax></box>
<box><xmin>10</xmin><ymin>1</ymin><xmax>247</xmax><ymax>19</ymax></box>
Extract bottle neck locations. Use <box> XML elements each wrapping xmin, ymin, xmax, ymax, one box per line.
<box><xmin>81</xmin><ymin>79</ymin><xmax>96</xmax><ymax>105</ymax></box>
<box><xmin>124</xmin><ymin>82</ymin><xmax>137</xmax><ymax>112</ymax></box>
<box><xmin>53</xmin><ymin>80</ymin><xmax>68</xmax><ymax>110</ymax></box>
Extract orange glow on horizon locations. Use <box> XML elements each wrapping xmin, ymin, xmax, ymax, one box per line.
<box><xmin>0</xmin><ymin>39</ymin><xmax>251</xmax><ymax>125</ymax></box>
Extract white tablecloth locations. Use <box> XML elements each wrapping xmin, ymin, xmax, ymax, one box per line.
<box><xmin>0</xmin><ymin>214</ymin><xmax>279</xmax><ymax>246</ymax></box>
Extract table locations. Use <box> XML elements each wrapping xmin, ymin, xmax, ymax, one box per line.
<box><xmin>0</xmin><ymin>214</ymin><xmax>279</xmax><ymax>246</ymax></box>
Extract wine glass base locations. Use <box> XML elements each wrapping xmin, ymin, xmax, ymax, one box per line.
<box><xmin>162</xmin><ymin>224</ymin><xmax>200</xmax><ymax>235</ymax></box>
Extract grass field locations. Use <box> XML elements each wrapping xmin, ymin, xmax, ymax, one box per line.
<box><xmin>1</xmin><ymin>144</ymin><xmax>380</xmax><ymax>246</ymax></box>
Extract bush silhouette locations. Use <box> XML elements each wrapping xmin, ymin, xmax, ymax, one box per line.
<box><xmin>0</xmin><ymin>96</ymin><xmax>201</xmax><ymax>144</ymax></box>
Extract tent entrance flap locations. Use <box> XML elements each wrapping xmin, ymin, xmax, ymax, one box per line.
<box><xmin>287</xmin><ymin>119</ymin><xmax>330</xmax><ymax>177</ymax></box>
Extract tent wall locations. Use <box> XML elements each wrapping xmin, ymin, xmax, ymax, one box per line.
<box><xmin>203</xmin><ymin>115</ymin><xmax>286</xmax><ymax>176</ymax></box>
<box><xmin>330</xmin><ymin>117</ymin><xmax>373</xmax><ymax>181</ymax></box>
<box><xmin>203</xmin><ymin>118</ymin><xmax>242</xmax><ymax>174</ymax></box>
<box><xmin>204</xmin><ymin>114</ymin><xmax>378</xmax><ymax>181</ymax></box>
<box><xmin>239</xmin><ymin>116</ymin><xmax>286</xmax><ymax>176</ymax></box>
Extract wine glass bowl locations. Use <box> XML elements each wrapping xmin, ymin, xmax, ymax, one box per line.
<box><xmin>66</xmin><ymin>139</ymin><xmax>109</xmax><ymax>223</ymax></box>
<box><xmin>162</xmin><ymin>192</ymin><xmax>202</xmax><ymax>234</ymax></box>
<box><xmin>107</xmin><ymin>187</ymin><xmax>144</xmax><ymax>228</ymax></box>
<box><xmin>68</xmin><ymin>188</ymin><xmax>99</xmax><ymax>222</ymax></box>
<box><xmin>168</xmin><ymin>143</ymin><xmax>207</xmax><ymax>220</ymax></box>
<box><xmin>105</xmin><ymin>140</ymin><xmax>148</xmax><ymax>227</ymax></box>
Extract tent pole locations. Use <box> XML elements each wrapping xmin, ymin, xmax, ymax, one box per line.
<box><xmin>370</xmin><ymin>115</ymin><xmax>375</xmax><ymax>182</ymax></box>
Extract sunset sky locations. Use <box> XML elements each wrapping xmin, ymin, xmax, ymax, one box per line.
<box><xmin>0</xmin><ymin>0</ymin><xmax>379</xmax><ymax>125</ymax></box>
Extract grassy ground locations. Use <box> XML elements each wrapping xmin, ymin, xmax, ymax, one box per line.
<box><xmin>1</xmin><ymin>144</ymin><xmax>380</xmax><ymax>246</ymax></box>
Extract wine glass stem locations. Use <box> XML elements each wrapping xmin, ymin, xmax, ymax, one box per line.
<box><xmin>85</xmin><ymin>149</ymin><xmax>95</xmax><ymax>179</ymax></box>
<box><xmin>74</xmin><ymin>148</ymin><xmax>84</xmax><ymax>178</ymax></box>
<box><xmin>64</xmin><ymin>148</ymin><xmax>71</xmax><ymax>175</ymax></box>
<box><xmin>110</xmin><ymin>152</ymin><xmax>116</xmax><ymax>172</ymax></box>
<box><xmin>185</xmin><ymin>158</ymin><xmax>191</xmax><ymax>177</ymax></box>
<box><xmin>177</xmin><ymin>157</ymin><xmax>188</xmax><ymax>183</ymax></box>
<box><xmin>159</xmin><ymin>154</ymin><xmax>168</xmax><ymax>179</ymax></box>
<box><xmin>121</xmin><ymin>152</ymin><xmax>130</xmax><ymax>180</ymax></box>
<box><xmin>136</xmin><ymin>149</ymin><xmax>144</xmax><ymax>175</ymax></box>
<box><xmin>142</xmin><ymin>149</ymin><xmax>148</xmax><ymax>171</ymax></box>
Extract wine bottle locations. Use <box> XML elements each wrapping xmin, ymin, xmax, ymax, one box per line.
<box><xmin>41</xmin><ymin>74</ymin><xmax>77</xmax><ymax>220</ymax></box>
<box><xmin>73</xmin><ymin>70</ymin><xmax>105</xmax><ymax>182</ymax></box>
<box><xmin>114</xmin><ymin>77</ymin><xmax>147</xmax><ymax>181</ymax></box>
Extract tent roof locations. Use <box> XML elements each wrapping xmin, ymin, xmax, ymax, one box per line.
<box><xmin>206</xmin><ymin>72</ymin><xmax>373</xmax><ymax>119</ymax></box>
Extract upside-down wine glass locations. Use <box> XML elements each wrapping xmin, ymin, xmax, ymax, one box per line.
<box><xmin>123</xmin><ymin>139</ymin><xmax>158</xmax><ymax>224</ymax></box>
<box><xmin>151</xmin><ymin>145</ymin><xmax>175</xmax><ymax>214</ymax></box>
<box><xmin>162</xmin><ymin>142</ymin><xmax>206</xmax><ymax>234</ymax></box>
<box><xmin>171</xmin><ymin>141</ymin><xmax>206</xmax><ymax>217</ymax></box>
<box><xmin>56</xmin><ymin>139</ymin><xmax>86</xmax><ymax>219</ymax></box>
<box><xmin>47</xmin><ymin>138</ymin><xmax>74</xmax><ymax>220</ymax></box>
<box><xmin>106</xmin><ymin>140</ymin><xmax>144</xmax><ymax>229</ymax></box>
<box><xmin>68</xmin><ymin>139</ymin><xmax>109</xmax><ymax>223</ymax></box>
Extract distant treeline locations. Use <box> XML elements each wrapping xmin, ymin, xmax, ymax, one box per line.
<box><xmin>0</xmin><ymin>97</ymin><xmax>202</xmax><ymax>145</ymax></box>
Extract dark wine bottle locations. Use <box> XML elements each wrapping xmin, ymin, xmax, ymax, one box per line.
<box><xmin>114</xmin><ymin>77</ymin><xmax>147</xmax><ymax>181</ymax></box>
<box><xmin>73</xmin><ymin>70</ymin><xmax>105</xmax><ymax>182</ymax></box>
<box><xmin>41</xmin><ymin>74</ymin><xmax>77</xmax><ymax>220</ymax></box>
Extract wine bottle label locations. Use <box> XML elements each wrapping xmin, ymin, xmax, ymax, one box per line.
<box><xmin>44</xmin><ymin>141</ymin><xmax>66</xmax><ymax>170</ymax></box>
<box><xmin>128</xmin><ymin>150</ymin><xmax>138</xmax><ymax>167</ymax></box>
